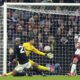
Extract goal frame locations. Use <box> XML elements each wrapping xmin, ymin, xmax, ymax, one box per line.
<box><xmin>3</xmin><ymin>3</ymin><xmax>80</xmax><ymax>74</ymax></box>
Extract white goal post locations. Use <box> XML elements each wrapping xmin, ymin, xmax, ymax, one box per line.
<box><xmin>0</xmin><ymin>6</ymin><xmax>4</xmax><ymax>74</ymax></box>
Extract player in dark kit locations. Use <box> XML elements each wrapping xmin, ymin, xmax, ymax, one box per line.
<box><xmin>10</xmin><ymin>38</ymin><xmax>31</xmax><ymax>75</ymax></box>
<box><xmin>1</xmin><ymin>38</ymin><xmax>31</xmax><ymax>76</ymax></box>
<box><xmin>12</xmin><ymin>38</ymin><xmax>29</xmax><ymax>64</ymax></box>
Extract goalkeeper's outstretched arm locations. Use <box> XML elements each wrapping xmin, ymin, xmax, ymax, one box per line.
<box><xmin>32</xmin><ymin>45</ymin><xmax>46</xmax><ymax>56</ymax></box>
<box><xmin>31</xmin><ymin>45</ymin><xmax>53</xmax><ymax>59</ymax></box>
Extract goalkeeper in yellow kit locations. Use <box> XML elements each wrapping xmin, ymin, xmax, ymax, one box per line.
<box><xmin>22</xmin><ymin>36</ymin><xmax>54</xmax><ymax>72</ymax></box>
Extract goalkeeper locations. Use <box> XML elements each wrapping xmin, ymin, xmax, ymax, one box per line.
<box><xmin>22</xmin><ymin>35</ymin><xmax>54</xmax><ymax>73</ymax></box>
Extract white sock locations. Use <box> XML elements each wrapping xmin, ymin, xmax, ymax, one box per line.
<box><xmin>74</xmin><ymin>69</ymin><xmax>77</xmax><ymax>75</ymax></box>
<box><xmin>71</xmin><ymin>64</ymin><xmax>77</xmax><ymax>73</ymax></box>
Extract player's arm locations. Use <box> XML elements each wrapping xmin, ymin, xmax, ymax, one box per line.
<box><xmin>32</xmin><ymin>46</ymin><xmax>53</xmax><ymax>59</ymax></box>
<box><xmin>32</xmin><ymin>45</ymin><xmax>46</xmax><ymax>56</ymax></box>
<box><xmin>8</xmin><ymin>47</ymin><xmax>17</xmax><ymax>65</ymax></box>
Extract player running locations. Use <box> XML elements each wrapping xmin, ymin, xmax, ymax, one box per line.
<box><xmin>68</xmin><ymin>37</ymin><xmax>80</xmax><ymax>76</ymax></box>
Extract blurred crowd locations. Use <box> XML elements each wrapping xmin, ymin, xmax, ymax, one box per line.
<box><xmin>5</xmin><ymin>0</ymin><xmax>80</xmax><ymax>3</ymax></box>
<box><xmin>7</xmin><ymin>9</ymin><xmax>80</xmax><ymax>74</ymax></box>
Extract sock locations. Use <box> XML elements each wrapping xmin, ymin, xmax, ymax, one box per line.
<box><xmin>74</xmin><ymin>69</ymin><xmax>77</xmax><ymax>75</ymax></box>
<box><xmin>71</xmin><ymin>64</ymin><xmax>77</xmax><ymax>73</ymax></box>
<box><xmin>6</xmin><ymin>72</ymin><xmax>13</xmax><ymax>76</ymax></box>
<box><xmin>37</xmin><ymin>65</ymin><xmax>49</xmax><ymax>71</ymax></box>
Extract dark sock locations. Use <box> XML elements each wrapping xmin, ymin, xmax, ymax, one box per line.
<box><xmin>13</xmin><ymin>72</ymin><xmax>26</xmax><ymax>76</ymax></box>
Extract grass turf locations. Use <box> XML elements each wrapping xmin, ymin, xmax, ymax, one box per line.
<box><xmin>0</xmin><ymin>76</ymin><xmax>80</xmax><ymax>80</ymax></box>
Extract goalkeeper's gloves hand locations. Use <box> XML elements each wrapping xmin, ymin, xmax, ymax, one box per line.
<box><xmin>46</xmin><ymin>53</ymin><xmax>54</xmax><ymax>59</ymax></box>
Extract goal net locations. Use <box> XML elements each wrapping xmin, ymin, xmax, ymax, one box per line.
<box><xmin>6</xmin><ymin>4</ymin><xmax>80</xmax><ymax>75</ymax></box>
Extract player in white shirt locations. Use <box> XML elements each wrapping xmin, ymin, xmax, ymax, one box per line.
<box><xmin>68</xmin><ymin>37</ymin><xmax>80</xmax><ymax>76</ymax></box>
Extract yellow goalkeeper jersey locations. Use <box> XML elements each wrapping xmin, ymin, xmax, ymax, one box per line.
<box><xmin>23</xmin><ymin>42</ymin><xmax>45</xmax><ymax>57</ymax></box>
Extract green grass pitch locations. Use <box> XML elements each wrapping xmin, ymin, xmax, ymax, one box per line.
<box><xmin>0</xmin><ymin>76</ymin><xmax>80</xmax><ymax>80</ymax></box>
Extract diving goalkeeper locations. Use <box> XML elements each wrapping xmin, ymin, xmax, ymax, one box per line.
<box><xmin>22</xmin><ymin>35</ymin><xmax>54</xmax><ymax>73</ymax></box>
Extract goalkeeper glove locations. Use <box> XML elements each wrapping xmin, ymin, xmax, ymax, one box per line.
<box><xmin>46</xmin><ymin>53</ymin><xmax>54</xmax><ymax>59</ymax></box>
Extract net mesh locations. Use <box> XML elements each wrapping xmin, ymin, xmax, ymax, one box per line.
<box><xmin>0</xmin><ymin>7</ymin><xmax>3</xmax><ymax>74</ymax></box>
<box><xmin>7</xmin><ymin>5</ymin><xmax>80</xmax><ymax>75</ymax></box>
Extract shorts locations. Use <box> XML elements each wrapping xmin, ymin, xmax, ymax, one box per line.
<box><xmin>72</xmin><ymin>55</ymin><xmax>80</xmax><ymax>61</ymax></box>
<box><xmin>15</xmin><ymin>62</ymin><xmax>31</xmax><ymax>72</ymax></box>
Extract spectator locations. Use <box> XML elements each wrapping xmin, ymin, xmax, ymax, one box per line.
<box><xmin>48</xmin><ymin>35</ymin><xmax>56</xmax><ymax>51</ymax></box>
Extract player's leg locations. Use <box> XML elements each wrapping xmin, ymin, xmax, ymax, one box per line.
<box><xmin>68</xmin><ymin>56</ymin><xmax>78</xmax><ymax>76</ymax></box>
<box><xmin>12</xmin><ymin>70</ymin><xmax>26</xmax><ymax>76</ymax></box>
<box><xmin>1</xmin><ymin>70</ymin><xmax>26</xmax><ymax>76</ymax></box>
<box><xmin>29</xmin><ymin>60</ymin><xmax>49</xmax><ymax>71</ymax></box>
<box><xmin>0</xmin><ymin>64</ymin><xmax>23</xmax><ymax>76</ymax></box>
<box><xmin>37</xmin><ymin>65</ymin><xmax>50</xmax><ymax>71</ymax></box>
<box><xmin>12</xmin><ymin>63</ymin><xmax>30</xmax><ymax>76</ymax></box>
<box><xmin>71</xmin><ymin>57</ymin><xmax>78</xmax><ymax>74</ymax></box>
<box><xmin>29</xmin><ymin>60</ymin><xmax>54</xmax><ymax>72</ymax></box>
<box><xmin>5</xmin><ymin>72</ymin><xmax>13</xmax><ymax>76</ymax></box>
<box><xmin>0</xmin><ymin>72</ymin><xmax>13</xmax><ymax>76</ymax></box>
<box><xmin>6</xmin><ymin>63</ymin><xmax>30</xmax><ymax>76</ymax></box>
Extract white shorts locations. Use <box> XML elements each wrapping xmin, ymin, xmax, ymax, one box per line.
<box><xmin>15</xmin><ymin>62</ymin><xmax>31</xmax><ymax>72</ymax></box>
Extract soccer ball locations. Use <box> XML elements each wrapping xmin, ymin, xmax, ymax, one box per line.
<box><xmin>44</xmin><ymin>46</ymin><xmax>51</xmax><ymax>52</ymax></box>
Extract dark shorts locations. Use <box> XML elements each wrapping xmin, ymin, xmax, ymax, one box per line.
<box><xmin>72</xmin><ymin>55</ymin><xmax>80</xmax><ymax>61</ymax></box>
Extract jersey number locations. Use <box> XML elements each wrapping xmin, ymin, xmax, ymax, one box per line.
<box><xmin>19</xmin><ymin>46</ymin><xmax>25</xmax><ymax>54</ymax></box>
